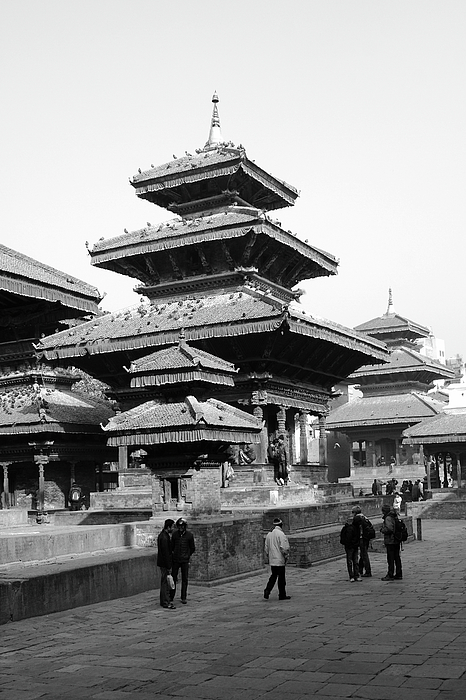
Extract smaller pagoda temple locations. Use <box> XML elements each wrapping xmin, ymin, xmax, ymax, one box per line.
<box><xmin>327</xmin><ymin>291</ymin><xmax>455</xmax><ymax>492</ymax></box>
<box><xmin>99</xmin><ymin>335</ymin><xmax>262</xmax><ymax>514</ymax></box>
<box><xmin>0</xmin><ymin>244</ymin><xmax>117</xmax><ymax>514</ymax></box>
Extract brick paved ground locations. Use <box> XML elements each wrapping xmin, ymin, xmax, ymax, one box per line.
<box><xmin>1</xmin><ymin>519</ymin><xmax>466</xmax><ymax>700</ymax></box>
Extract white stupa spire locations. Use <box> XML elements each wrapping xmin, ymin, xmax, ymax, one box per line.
<box><xmin>386</xmin><ymin>288</ymin><xmax>395</xmax><ymax>315</ymax></box>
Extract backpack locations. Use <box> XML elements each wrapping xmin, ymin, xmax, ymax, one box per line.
<box><xmin>394</xmin><ymin>516</ymin><xmax>408</xmax><ymax>542</ymax></box>
<box><xmin>340</xmin><ymin>523</ymin><xmax>359</xmax><ymax>547</ymax></box>
<box><xmin>70</xmin><ymin>488</ymin><xmax>81</xmax><ymax>501</ymax></box>
<box><xmin>363</xmin><ymin>517</ymin><xmax>376</xmax><ymax>541</ymax></box>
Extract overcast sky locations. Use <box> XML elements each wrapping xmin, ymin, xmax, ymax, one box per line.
<box><xmin>1</xmin><ymin>1</ymin><xmax>465</xmax><ymax>358</ymax></box>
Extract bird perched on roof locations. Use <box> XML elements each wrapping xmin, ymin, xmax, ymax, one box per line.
<box><xmin>151</xmin><ymin>164</ymin><xmax>154</xmax><ymax>168</ymax></box>
<box><xmin>147</xmin><ymin>222</ymin><xmax>151</xmax><ymax>227</ymax></box>
<box><xmin>185</xmin><ymin>151</ymin><xmax>192</xmax><ymax>157</ymax></box>
<box><xmin>124</xmin><ymin>228</ymin><xmax>128</xmax><ymax>233</ymax></box>
<box><xmin>173</xmin><ymin>154</ymin><xmax>178</xmax><ymax>159</ymax></box>
<box><xmin>138</xmin><ymin>168</ymin><xmax>142</xmax><ymax>173</ymax></box>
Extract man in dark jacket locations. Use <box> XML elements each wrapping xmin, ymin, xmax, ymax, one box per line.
<box><xmin>157</xmin><ymin>519</ymin><xmax>175</xmax><ymax>609</ymax></box>
<box><xmin>170</xmin><ymin>517</ymin><xmax>195</xmax><ymax>605</ymax></box>
<box><xmin>380</xmin><ymin>504</ymin><xmax>402</xmax><ymax>581</ymax></box>
<box><xmin>352</xmin><ymin>505</ymin><xmax>372</xmax><ymax>577</ymax></box>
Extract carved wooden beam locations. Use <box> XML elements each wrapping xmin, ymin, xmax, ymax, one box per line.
<box><xmin>168</xmin><ymin>253</ymin><xmax>184</xmax><ymax>280</ymax></box>
<box><xmin>240</xmin><ymin>231</ymin><xmax>257</xmax><ymax>266</ymax></box>
<box><xmin>195</xmin><ymin>244</ymin><xmax>212</xmax><ymax>274</ymax></box>
<box><xmin>221</xmin><ymin>241</ymin><xmax>236</xmax><ymax>270</ymax></box>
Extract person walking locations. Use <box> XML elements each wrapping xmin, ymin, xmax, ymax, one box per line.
<box><xmin>263</xmin><ymin>517</ymin><xmax>291</xmax><ymax>600</ymax></box>
<box><xmin>351</xmin><ymin>505</ymin><xmax>373</xmax><ymax>578</ymax></box>
<box><xmin>340</xmin><ymin>514</ymin><xmax>362</xmax><ymax>582</ymax></box>
<box><xmin>380</xmin><ymin>504</ymin><xmax>402</xmax><ymax>581</ymax></box>
<box><xmin>170</xmin><ymin>517</ymin><xmax>195</xmax><ymax>605</ymax></box>
<box><xmin>157</xmin><ymin>518</ymin><xmax>176</xmax><ymax>610</ymax></box>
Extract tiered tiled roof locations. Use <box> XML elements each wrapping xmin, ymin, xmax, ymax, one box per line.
<box><xmin>102</xmin><ymin>395</ymin><xmax>262</xmax><ymax>446</ymax></box>
<box><xmin>327</xmin><ymin>392</ymin><xmax>445</xmax><ymax>430</ymax></box>
<box><xmin>90</xmin><ymin>208</ymin><xmax>338</xmax><ymax>280</ymax></box>
<box><xmin>349</xmin><ymin>347</ymin><xmax>454</xmax><ymax>382</ymax></box>
<box><xmin>37</xmin><ymin>292</ymin><xmax>388</xmax><ymax>363</ymax></box>
<box><xmin>131</xmin><ymin>147</ymin><xmax>299</xmax><ymax>211</ymax></box>
<box><xmin>0</xmin><ymin>244</ymin><xmax>102</xmax><ymax>314</ymax></box>
<box><xmin>403</xmin><ymin>413</ymin><xmax>466</xmax><ymax>444</ymax></box>
<box><xmin>128</xmin><ymin>339</ymin><xmax>236</xmax><ymax>388</ymax></box>
<box><xmin>0</xmin><ymin>384</ymin><xmax>115</xmax><ymax>435</ymax></box>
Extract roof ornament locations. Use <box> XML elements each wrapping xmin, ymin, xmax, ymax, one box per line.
<box><xmin>386</xmin><ymin>287</ymin><xmax>395</xmax><ymax>315</ymax></box>
<box><xmin>204</xmin><ymin>92</ymin><xmax>223</xmax><ymax>150</ymax></box>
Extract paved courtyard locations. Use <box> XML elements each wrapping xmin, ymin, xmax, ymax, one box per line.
<box><xmin>1</xmin><ymin>519</ymin><xmax>466</xmax><ymax>700</ymax></box>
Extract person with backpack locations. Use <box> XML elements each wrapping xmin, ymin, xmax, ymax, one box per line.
<box><xmin>351</xmin><ymin>505</ymin><xmax>375</xmax><ymax>577</ymax></box>
<box><xmin>340</xmin><ymin>514</ymin><xmax>362</xmax><ymax>582</ymax></box>
<box><xmin>380</xmin><ymin>504</ymin><xmax>403</xmax><ymax>581</ymax></box>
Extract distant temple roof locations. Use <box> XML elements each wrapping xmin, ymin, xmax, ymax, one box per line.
<box><xmin>0</xmin><ymin>243</ymin><xmax>102</xmax><ymax>315</ymax></box>
<box><xmin>349</xmin><ymin>346</ymin><xmax>455</xmax><ymax>384</ymax></box>
<box><xmin>354</xmin><ymin>289</ymin><xmax>430</xmax><ymax>345</ymax></box>
<box><xmin>102</xmin><ymin>395</ymin><xmax>262</xmax><ymax>446</ymax></box>
<box><xmin>327</xmin><ymin>392</ymin><xmax>445</xmax><ymax>430</ymax></box>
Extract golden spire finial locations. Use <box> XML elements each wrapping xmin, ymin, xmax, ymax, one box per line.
<box><xmin>205</xmin><ymin>91</ymin><xmax>223</xmax><ymax>149</ymax></box>
<box><xmin>386</xmin><ymin>288</ymin><xmax>395</xmax><ymax>315</ymax></box>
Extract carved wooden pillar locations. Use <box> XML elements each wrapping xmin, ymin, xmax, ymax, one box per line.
<box><xmin>299</xmin><ymin>411</ymin><xmax>309</xmax><ymax>465</ymax></box>
<box><xmin>252</xmin><ymin>405</ymin><xmax>267</xmax><ymax>464</ymax></box>
<box><xmin>318</xmin><ymin>415</ymin><xmax>327</xmax><ymax>467</ymax></box>
<box><xmin>277</xmin><ymin>406</ymin><xmax>286</xmax><ymax>436</ymax></box>
<box><xmin>2</xmin><ymin>463</ymin><xmax>10</xmax><ymax>509</ymax></box>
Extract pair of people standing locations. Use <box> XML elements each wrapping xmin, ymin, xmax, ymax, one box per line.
<box><xmin>156</xmin><ymin>517</ymin><xmax>196</xmax><ymax>610</ymax></box>
<box><xmin>340</xmin><ymin>506</ymin><xmax>373</xmax><ymax>581</ymax></box>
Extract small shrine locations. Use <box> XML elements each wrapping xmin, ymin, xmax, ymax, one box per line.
<box><xmin>98</xmin><ymin>335</ymin><xmax>262</xmax><ymax>513</ymax></box>
<box><xmin>38</xmin><ymin>94</ymin><xmax>389</xmax><ymax>505</ymax></box>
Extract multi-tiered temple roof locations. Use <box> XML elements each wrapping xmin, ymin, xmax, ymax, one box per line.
<box><xmin>38</xmin><ymin>94</ymin><xmax>388</xmax><ymax>418</ymax></box>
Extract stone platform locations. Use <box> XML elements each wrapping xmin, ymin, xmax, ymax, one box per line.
<box><xmin>0</xmin><ymin>496</ymin><xmax>413</xmax><ymax>623</ymax></box>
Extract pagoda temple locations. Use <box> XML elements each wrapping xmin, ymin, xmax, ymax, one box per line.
<box><xmin>327</xmin><ymin>290</ymin><xmax>454</xmax><ymax>493</ymax></box>
<box><xmin>38</xmin><ymin>94</ymin><xmax>389</xmax><ymax>507</ymax></box>
<box><xmin>0</xmin><ymin>244</ymin><xmax>116</xmax><ymax>514</ymax></box>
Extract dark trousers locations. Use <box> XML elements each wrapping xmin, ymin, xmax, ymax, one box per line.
<box><xmin>385</xmin><ymin>543</ymin><xmax>402</xmax><ymax>578</ymax></box>
<box><xmin>265</xmin><ymin>565</ymin><xmax>287</xmax><ymax>598</ymax></box>
<box><xmin>358</xmin><ymin>539</ymin><xmax>371</xmax><ymax>575</ymax></box>
<box><xmin>170</xmin><ymin>561</ymin><xmax>189</xmax><ymax>601</ymax></box>
<box><xmin>345</xmin><ymin>546</ymin><xmax>359</xmax><ymax>579</ymax></box>
<box><xmin>159</xmin><ymin>567</ymin><xmax>171</xmax><ymax>608</ymax></box>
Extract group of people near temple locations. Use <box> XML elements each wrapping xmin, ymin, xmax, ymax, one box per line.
<box><xmin>267</xmin><ymin>435</ymin><xmax>290</xmax><ymax>486</ymax></box>
<box><xmin>340</xmin><ymin>503</ymin><xmax>407</xmax><ymax>582</ymax></box>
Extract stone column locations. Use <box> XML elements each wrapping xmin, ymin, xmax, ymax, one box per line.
<box><xmin>2</xmin><ymin>463</ymin><xmax>10</xmax><ymax>509</ymax></box>
<box><xmin>118</xmin><ymin>445</ymin><xmax>128</xmax><ymax>470</ymax></box>
<box><xmin>395</xmin><ymin>438</ymin><xmax>400</xmax><ymax>465</ymax></box>
<box><xmin>34</xmin><ymin>456</ymin><xmax>49</xmax><ymax>512</ymax></box>
<box><xmin>318</xmin><ymin>415</ymin><xmax>327</xmax><ymax>467</ymax></box>
<box><xmin>299</xmin><ymin>411</ymin><xmax>309</xmax><ymax>465</ymax></box>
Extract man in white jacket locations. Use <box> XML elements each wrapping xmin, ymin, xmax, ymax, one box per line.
<box><xmin>263</xmin><ymin>517</ymin><xmax>291</xmax><ymax>600</ymax></box>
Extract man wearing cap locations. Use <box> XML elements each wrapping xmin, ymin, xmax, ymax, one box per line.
<box><xmin>170</xmin><ymin>517</ymin><xmax>196</xmax><ymax>604</ymax></box>
<box><xmin>263</xmin><ymin>517</ymin><xmax>291</xmax><ymax>600</ymax></box>
<box><xmin>352</xmin><ymin>505</ymin><xmax>372</xmax><ymax>578</ymax></box>
<box><xmin>380</xmin><ymin>504</ymin><xmax>402</xmax><ymax>581</ymax></box>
